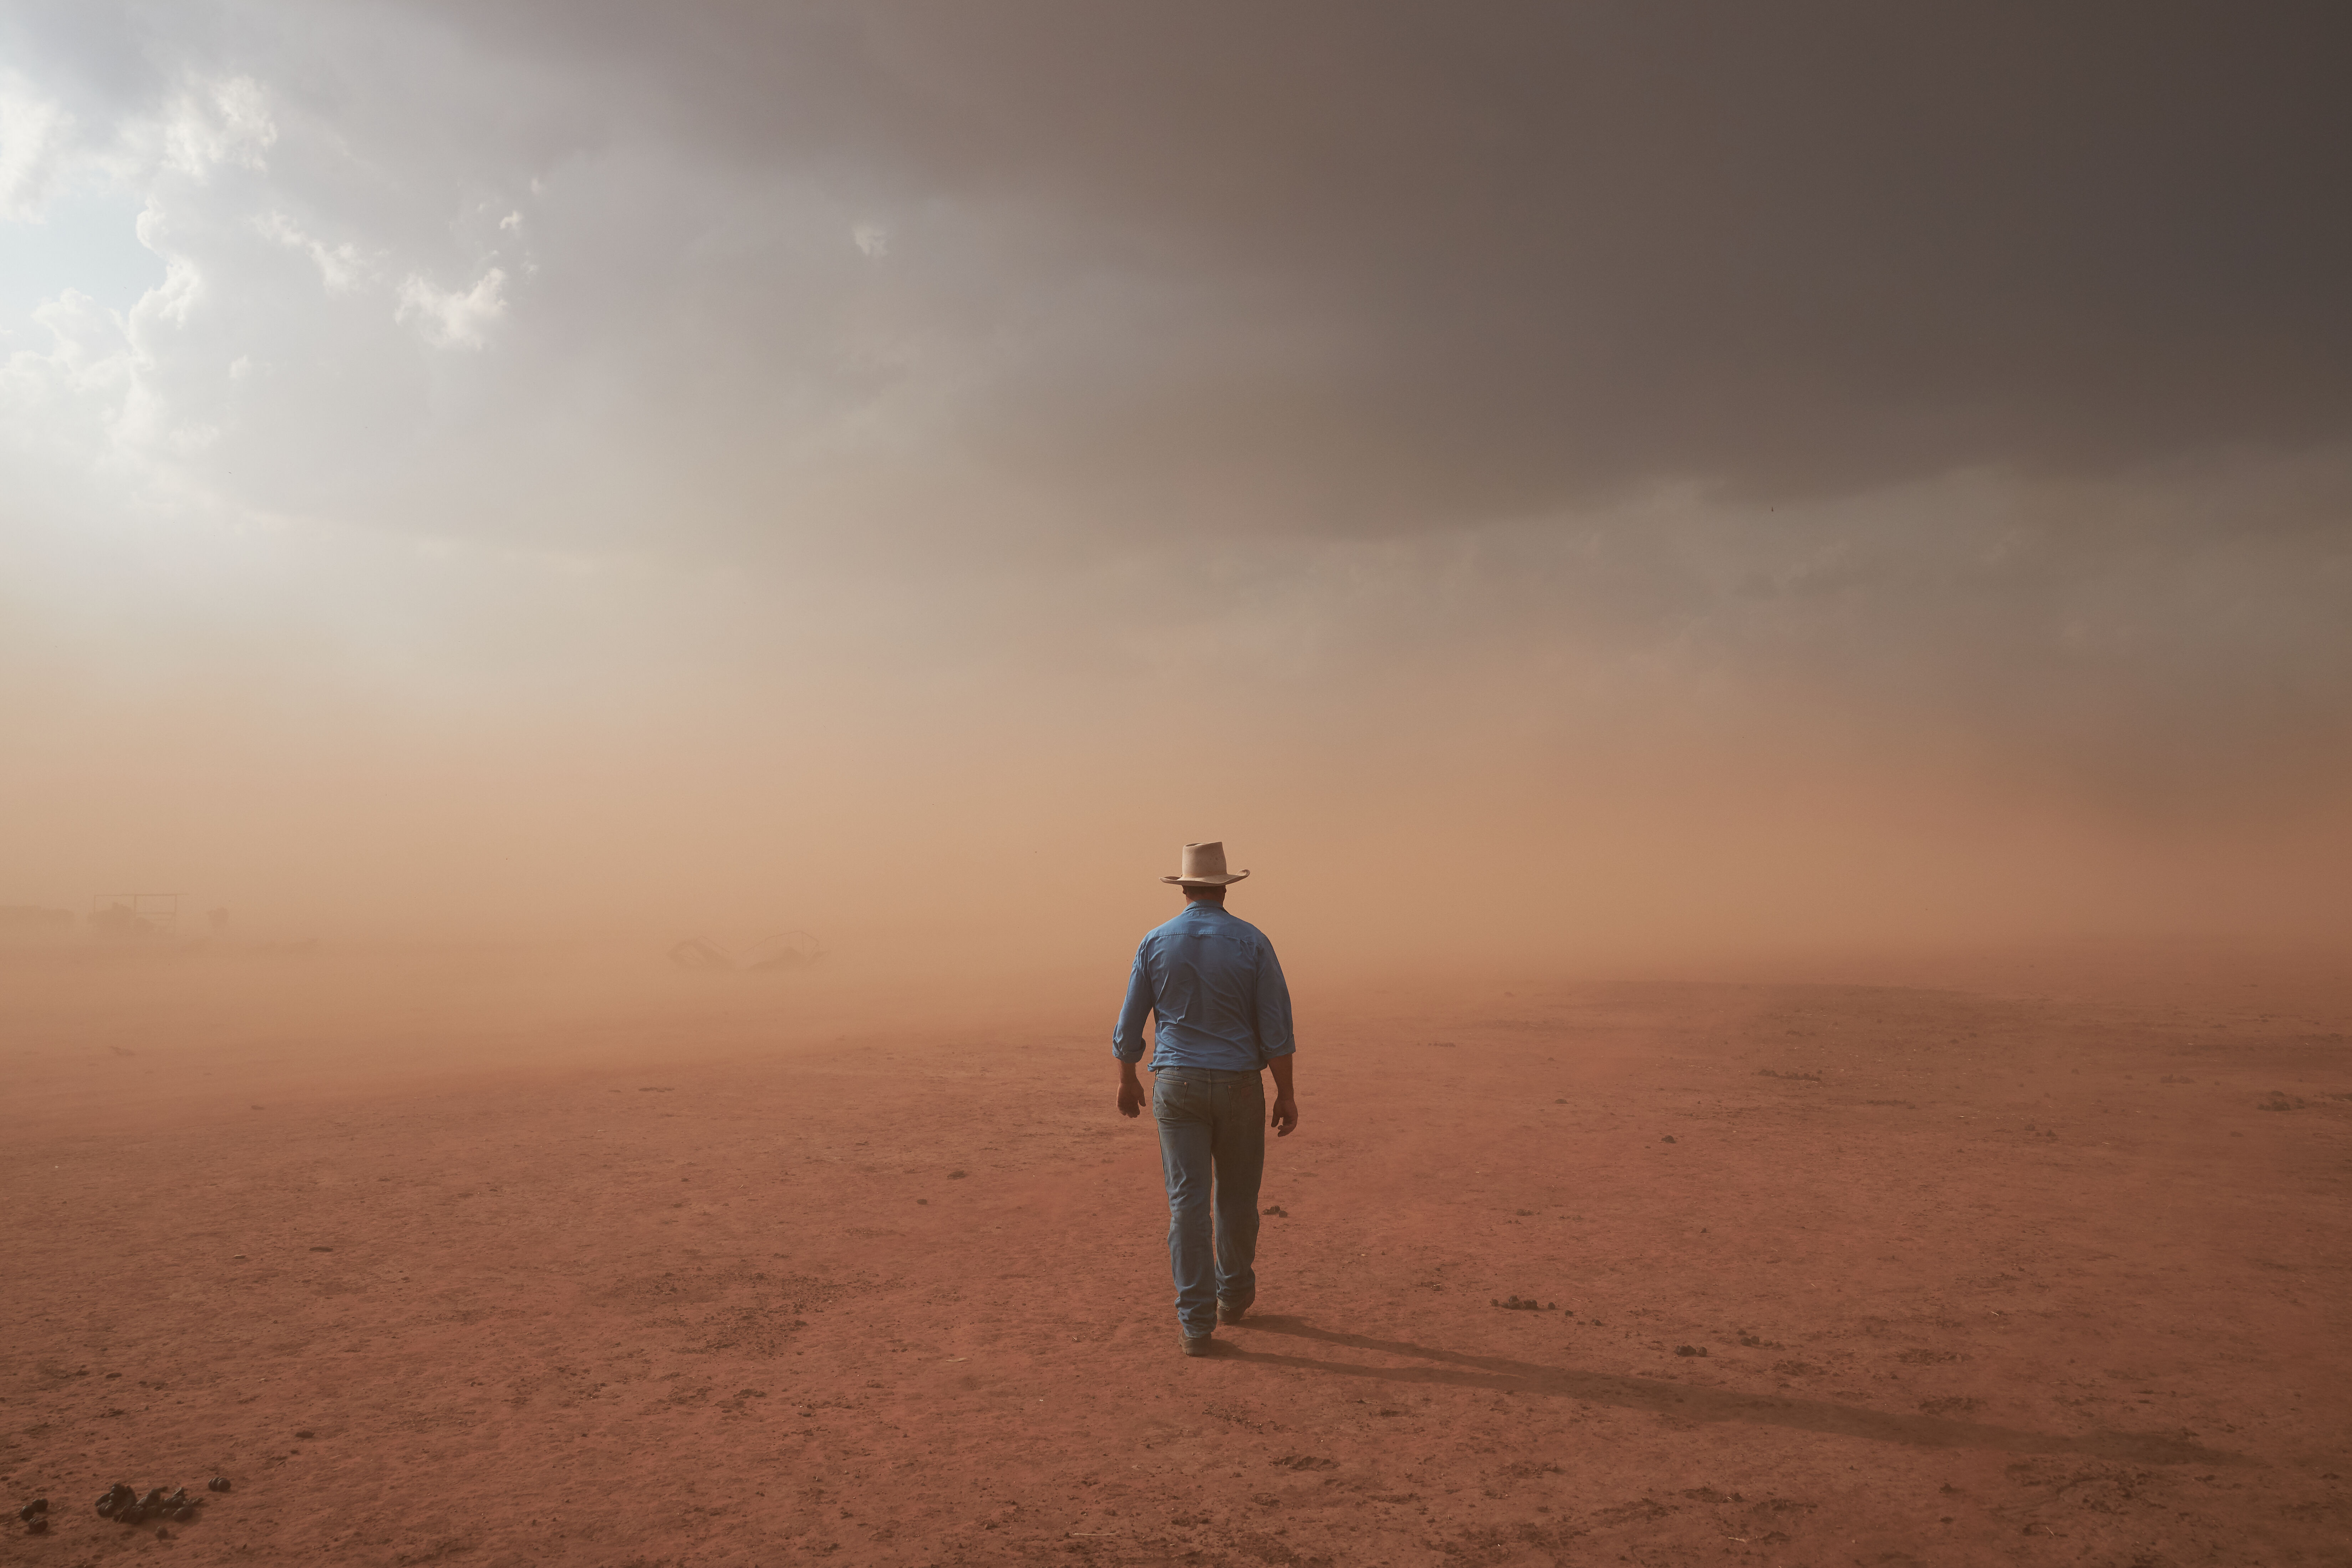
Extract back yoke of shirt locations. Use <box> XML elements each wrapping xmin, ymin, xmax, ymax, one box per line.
<box><xmin>1112</xmin><ymin>904</ymin><xmax>1295</xmax><ymax>1073</ymax></box>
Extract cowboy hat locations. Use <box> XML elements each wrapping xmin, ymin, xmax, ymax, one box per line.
<box><xmin>1162</xmin><ymin>841</ymin><xmax>1250</xmax><ymax>886</ymax></box>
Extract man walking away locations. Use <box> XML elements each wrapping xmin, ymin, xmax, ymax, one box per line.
<box><xmin>1114</xmin><ymin>841</ymin><xmax>1299</xmax><ymax>1356</ymax></box>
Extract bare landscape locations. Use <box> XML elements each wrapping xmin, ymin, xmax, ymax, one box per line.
<box><xmin>10</xmin><ymin>7</ymin><xmax>2352</xmax><ymax>1566</ymax></box>
<box><xmin>6</xmin><ymin>944</ymin><xmax>2348</xmax><ymax>1567</ymax></box>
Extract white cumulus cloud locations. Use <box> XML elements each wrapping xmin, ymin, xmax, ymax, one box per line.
<box><xmin>0</xmin><ymin>76</ymin><xmax>76</xmax><ymax>220</ymax></box>
<box><xmin>396</xmin><ymin>266</ymin><xmax>508</xmax><ymax>349</ymax></box>
<box><xmin>161</xmin><ymin>76</ymin><xmax>278</xmax><ymax>178</ymax></box>
<box><xmin>256</xmin><ymin>210</ymin><xmax>371</xmax><ymax>292</ymax></box>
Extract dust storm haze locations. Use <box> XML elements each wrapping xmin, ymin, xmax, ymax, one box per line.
<box><xmin>10</xmin><ymin>8</ymin><xmax>2352</xmax><ymax>1564</ymax></box>
<box><xmin>3</xmin><ymin>0</ymin><xmax>2348</xmax><ymax>980</ymax></box>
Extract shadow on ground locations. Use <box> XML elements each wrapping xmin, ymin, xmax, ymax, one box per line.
<box><xmin>1223</xmin><ymin>1316</ymin><xmax>2244</xmax><ymax>1467</ymax></box>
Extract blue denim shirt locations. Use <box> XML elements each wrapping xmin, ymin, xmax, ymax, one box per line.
<box><xmin>1113</xmin><ymin>902</ymin><xmax>1295</xmax><ymax>1071</ymax></box>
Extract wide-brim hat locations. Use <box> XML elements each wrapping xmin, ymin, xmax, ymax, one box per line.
<box><xmin>1162</xmin><ymin>840</ymin><xmax>1250</xmax><ymax>886</ymax></box>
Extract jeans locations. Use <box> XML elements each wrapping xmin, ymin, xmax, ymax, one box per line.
<box><xmin>1152</xmin><ymin>1065</ymin><xmax>1266</xmax><ymax>1337</ymax></box>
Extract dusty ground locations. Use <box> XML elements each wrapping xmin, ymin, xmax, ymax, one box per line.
<box><xmin>4</xmin><ymin>944</ymin><xmax>2350</xmax><ymax>1567</ymax></box>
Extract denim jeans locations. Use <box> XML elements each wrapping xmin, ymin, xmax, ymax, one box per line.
<box><xmin>1151</xmin><ymin>1065</ymin><xmax>1266</xmax><ymax>1337</ymax></box>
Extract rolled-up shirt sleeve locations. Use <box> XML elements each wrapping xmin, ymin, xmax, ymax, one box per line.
<box><xmin>1253</xmin><ymin>938</ymin><xmax>1295</xmax><ymax>1059</ymax></box>
<box><xmin>1112</xmin><ymin>939</ymin><xmax>1155</xmax><ymax>1062</ymax></box>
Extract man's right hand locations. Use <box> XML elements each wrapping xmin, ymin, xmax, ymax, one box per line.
<box><xmin>1117</xmin><ymin>1072</ymin><xmax>1149</xmax><ymax>1119</ymax></box>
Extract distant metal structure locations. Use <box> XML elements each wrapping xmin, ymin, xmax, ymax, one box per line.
<box><xmin>89</xmin><ymin>893</ymin><xmax>180</xmax><ymax>939</ymax></box>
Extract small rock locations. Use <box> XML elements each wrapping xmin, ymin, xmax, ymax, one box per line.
<box><xmin>142</xmin><ymin>1487</ymin><xmax>169</xmax><ymax>1508</ymax></box>
<box><xmin>1675</xmin><ymin>1344</ymin><xmax>1707</xmax><ymax>1357</ymax></box>
<box><xmin>1660</xmin><ymin>1135</ymin><xmax>1676</xmax><ymax>1144</ymax></box>
<box><xmin>208</xmin><ymin>1478</ymin><xmax>231</xmax><ymax>1493</ymax></box>
<box><xmin>17</xmin><ymin>1500</ymin><xmax>47</xmax><ymax>1521</ymax></box>
<box><xmin>26</xmin><ymin>1517</ymin><xmax>47</xmax><ymax>1535</ymax></box>
<box><xmin>156</xmin><ymin>1525</ymin><xmax>171</xmax><ymax>1540</ymax></box>
<box><xmin>173</xmin><ymin>1506</ymin><xmax>196</xmax><ymax>1522</ymax></box>
<box><xmin>947</xmin><ymin>1170</ymin><xmax>967</xmax><ymax>1179</ymax></box>
<box><xmin>294</xmin><ymin>1430</ymin><xmax>315</xmax><ymax>1440</ymax></box>
<box><xmin>1261</xmin><ymin>1205</ymin><xmax>1288</xmax><ymax>1217</ymax></box>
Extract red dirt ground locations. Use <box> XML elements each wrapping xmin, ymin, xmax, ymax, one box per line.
<box><xmin>4</xmin><ymin>945</ymin><xmax>2350</xmax><ymax>1567</ymax></box>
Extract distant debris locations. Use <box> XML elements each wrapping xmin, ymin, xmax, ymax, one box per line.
<box><xmin>90</xmin><ymin>894</ymin><xmax>180</xmax><ymax>939</ymax></box>
<box><xmin>668</xmin><ymin>931</ymin><xmax>825</xmax><ymax>973</ymax></box>
<box><xmin>668</xmin><ymin>938</ymin><xmax>735</xmax><ymax>971</ymax></box>
<box><xmin>742</xmin><ymin>930</ymin><xmax>825</xmax><ymax>970</ymax></box>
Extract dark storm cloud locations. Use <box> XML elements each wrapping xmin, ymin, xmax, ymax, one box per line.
<box><xmin>7</xmin><ymin>1</ymin><xmax>2348</xmax><ymax>745</ymax></box>
<box><xmin>417</xmin><ymin>0</ymin><xmax>2352</xmax><ymax>527</ymax></box>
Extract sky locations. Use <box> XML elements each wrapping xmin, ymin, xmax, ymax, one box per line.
<box><xmin>3</xmin><ymin>1</ymin><xmax>2349</xmax><ymax>973</ymax></box>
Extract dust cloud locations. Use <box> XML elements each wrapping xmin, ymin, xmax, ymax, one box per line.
<box><xmin>5</xmin><ymin>9</ymin><xmax>2351</xmax><ymax>1556</ymax></box>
